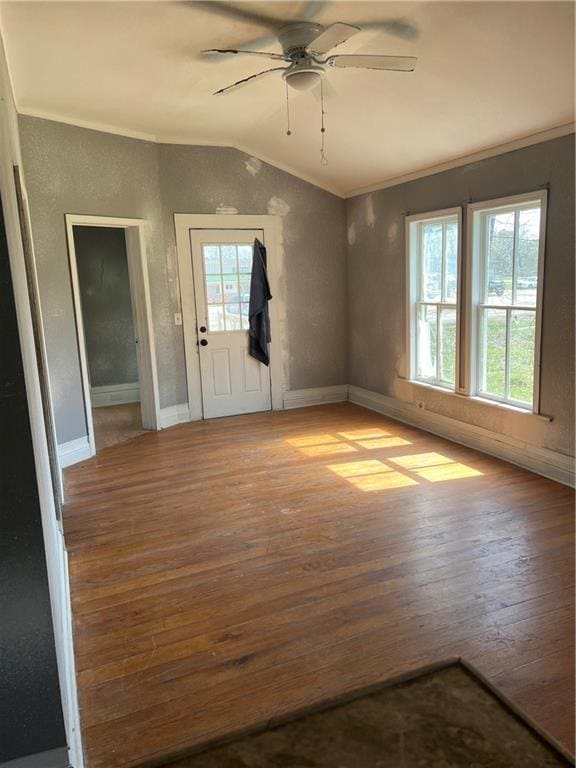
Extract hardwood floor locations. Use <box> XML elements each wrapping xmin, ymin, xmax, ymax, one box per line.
<box><xmin>62</xmin><ymin>403</ymin><xmax>575</xmax><ymax>768</ymax></box>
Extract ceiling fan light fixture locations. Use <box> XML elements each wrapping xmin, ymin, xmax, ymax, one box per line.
<box><xmin>283</xmin><ymin>64</ymin><xmax>324</xmax><ymax>91</ymax></box>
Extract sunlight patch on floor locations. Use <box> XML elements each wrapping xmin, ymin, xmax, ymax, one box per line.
<box><xmin>356</xmin><ymin>436</ymin><xmax>412</xmax><ymax>449</ymax></box>
<box><xmin>337</xmin><ymin>428</ymin><xmax>391</xmax><ymax>440</ymax></box>
<box><xmin>327</xmin><ymin>459</ymin><xmax>417</xmax><ymax>490</ymax></box>
<box><xmin>389</xmin><ymin>452</ymin><xmax>483</xmax><ymax>482</ymax></box>
<box><xmin>286</xmin><ymin>433</ymin><xmax>483</xmax><ymax>490</ymax></box>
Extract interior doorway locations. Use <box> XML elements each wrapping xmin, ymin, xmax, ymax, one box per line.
<box><xmin>65</xmin><ymin>215</ymin><xmax>160</xmax><ymax>457</ymax></box>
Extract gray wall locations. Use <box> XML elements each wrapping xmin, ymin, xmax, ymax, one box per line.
<box><xmin>346</xmin><ymin>135</ymin><xmax>575</xmax><ymax>456</ymax></box>
<box><xmin>157</xmin><ymin>144</ymin><xmax>348</xmax><ymax>392</ymax></box>
<box><xmin>19</xmin><ymin>117</ymin><xmax>168</xmax><ymax>443</ymax></box>
<box><xmin>75</xmin><ymin>226</ymin><xmax>139</xmax><ymax>388</ymax></box>
<box><xmin>18</xmin><ymin>116</ymin><xmax>347</xmax><ymax>444</ymax></box>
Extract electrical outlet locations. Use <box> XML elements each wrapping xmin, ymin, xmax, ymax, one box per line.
<box><xmin>174</xmin><ymin>313</ymin><xmax>182</xmax><ymax>326</ymax></box>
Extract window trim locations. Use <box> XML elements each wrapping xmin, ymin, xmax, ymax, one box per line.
<box><xmin>405</xmin><ymin>206</ymin><xmax>463</xmax><ymax>391</ymax></box>
<box><xmin>464</xmin><ymin>190</ymin><xmax>547</xmax><ymax>414</ymax></box>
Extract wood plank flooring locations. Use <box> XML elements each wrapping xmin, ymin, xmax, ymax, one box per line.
<box><xmin>62</xmin><ymin>403</ymin><xmax>575</xmax><ymax>768</ymax></box>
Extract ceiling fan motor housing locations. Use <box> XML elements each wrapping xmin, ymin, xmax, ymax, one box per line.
<box><xmin>279</xmin><ymin>22</ymin><xmax>327</xmax><ymax>90</ymax></box>
<box><xmin>278</xmin><ymin>21</ymin><xmax>325</xmax><ymax>58</ymax></box>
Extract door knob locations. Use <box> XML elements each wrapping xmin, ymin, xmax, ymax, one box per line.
<box><xmin>199</xmin><ymin>326</ymin><xmax>207</xmax><ymax>333</ymax></box>
<box><xmin>200</xmin><ymin>339</ymin><xmax>208</xmax><ymax>346</ymax></box>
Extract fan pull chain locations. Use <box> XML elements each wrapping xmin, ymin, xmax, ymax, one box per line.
<box><xmin>285</xmin><ymin>80</ymin><xmax>292</xmax><ymax>136</ymax></box>
<box><xmin>320</xmin><ymin>80</ymin><xmax>328</xmax><ymax>166</ymax></box>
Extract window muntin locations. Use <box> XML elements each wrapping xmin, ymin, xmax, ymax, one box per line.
<box><xmin>474</xmin><ymin>199</ymin><xmax>543</xmax><ymax>409</ymax></box>
<box><xmin>409</xmin><ymin>213</ymin><xmax>460</xmax><ymax>389</ymax></box>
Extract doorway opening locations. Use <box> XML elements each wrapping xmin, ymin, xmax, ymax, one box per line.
<box><xmin>65</xmin><ymin>215</ymin><xmax>160</xmax><ymax>458</ymax></box>
<box><xmin>74</xmin><ymin>225</ymin><xmax>142</xmax><ymax>449</ymax></box>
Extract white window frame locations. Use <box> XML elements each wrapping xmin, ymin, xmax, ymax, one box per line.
<box><xmin>405</xmin><ymin>207</ymin><xmax>463</xmax><ymax>391</ymax></box>
<box><xmin>465</xmin><ymin>190</ymin><xmax>547</xmax><ymax>414</ymax></box>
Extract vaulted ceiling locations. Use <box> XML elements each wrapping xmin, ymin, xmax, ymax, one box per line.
<box><xmin>1</xmin><ymin>1</ymin><xmax>574</xmax><ymax>196</ymax></box>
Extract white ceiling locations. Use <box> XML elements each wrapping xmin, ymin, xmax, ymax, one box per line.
<box><xmin>1</xmin><ymin>1</ymin><xmax>574</xmax><ymax>196</ymax></box>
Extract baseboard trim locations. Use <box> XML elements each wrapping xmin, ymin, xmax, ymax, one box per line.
<box><xmin>159</xmin><ymin>403</ymin><xmax>192</xmax><ymax>429</ymax></box>
<box><xmin>348</xmin><ymin>385</ymin><xmax>575</xmax><ymax>488</ymax></box>
<box><xmin>91</xmin><ymin>382</ymin><xmax>140</xmax><ymax>407</ymax></box>
<box><xmin>58</xmin><ymin>436</ymin><xmax>92</xmax><ymax>468</ymax></box>
<box><xmin>0</xmin><ymin>747</ymin><xmax>70</xmax><ymax>768</ymax></box>
<box><xmin>283</xmin><ymin>385</ymin><xmax>349</xmax><ymax>410</ymax></box>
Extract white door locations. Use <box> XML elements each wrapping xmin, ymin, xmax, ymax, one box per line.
<box><xmin>190</xmin><ymin>229</ymin><xmax>272</xmax><ymax>419</ymax></box>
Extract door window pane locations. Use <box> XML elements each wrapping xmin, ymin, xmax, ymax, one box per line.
<box><xmin>417</xmin><ymin>305</ymin><xmax>437</xmax><ymax>380</ymax></box>
<box><xmin>205</xmin><ymin>275</ymin><xmax>223</xmax><ymax>304</ymax></box>
<box><xmin>509</xmin><ymin>310</ymin><xmax>536</xmax><ymax>403</ymax></box>
<box><xmin>221</xmin><ymin>245</ymin><xmax>237</xmax><ymax>273</ymax></box>
<box><xmin>486</xmin><ymin>211</ymin><xmax>514</xmax><ymax>304</ymax></box>
<box><xmin>422</xmin><ymin>223</ymin><xmax>442</xmax><ymax>301</ymax></box>
<box><xmin>238</xmin><ymin>246</ymin><xmax>253</xmax><ymax>273</ymax></box>
<box><xmin>439</xmin><ymin>308</ymin><xmax>457</xmax><ymax>385</ymax></box>
<box><xmin>238</xmin><ymin>274</ymin><xmax>251</xmax><ymax>302</ymax></box>
<box><xmin>224</xmin><ymin>304</ymin><xmax>242</xmax><ymax>331</ymax></box>
<box><xmin>208</xmin><ymin>305</ymin><xmax>225</xmax><ymax>332</ymax></box>
<box><xmin>222</xmin><ymin>275</ymin><xmax>240</xmax><ymax>303</ymax></box>
<box><xmin>515</xmin><ymin>208</ymin><xmax>540</xmax><ymax>307</ymax></box>
<box><xmin>203</xmin><ymin>245</ymin><xmax>220</xmax><ymax>274</ymax></box>
<box><xmin>480</xmin><ymin>308</ymin><xmax>506</xmax><ymax>398</ymax></box>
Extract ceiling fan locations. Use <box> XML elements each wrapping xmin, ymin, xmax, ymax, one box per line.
<box><xmin>203</xmin><ymin>21</ymin><xmax>417</xmax><ymax>95</ymax></box>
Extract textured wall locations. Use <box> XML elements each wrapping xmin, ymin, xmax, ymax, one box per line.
<box><xmin>346</xmin><ymin>135</ymin><xmax>575</xmax><ymax>456</ymax></box>
<box><xmin>75</xmin><ymin>226</ymin><xmax>139</xmax><ymax>388</ymax></box>
<box><xmin>19</xmin><ymin>116</ymin><xmax>171</xmax><ymax>443</ymax></box>
<box><xmin>19</xmin><ymin>117</ymin><xmax>348</xmax><ymax>443</ymax></box>
<box><xmin>157</xmin><ymin>144</ymin><xmax>348</xmax><ymax>393</ymax></box>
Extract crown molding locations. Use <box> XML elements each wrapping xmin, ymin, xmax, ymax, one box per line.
<box><xmin>345</xmin><ymin>122</ymin><xmax>576</xmax><ymax>198</ymax></box>
<box><xmin>18</xmin><ymin>107</ymin><xmax>159</xmax><ymax>143</ymax></box>
<box><xmin>16</xmin><ymin>109</ymin><xmax>574</xmax><ymax>201</ymax></box>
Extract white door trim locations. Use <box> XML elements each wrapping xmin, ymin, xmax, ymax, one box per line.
<box><xmin>175</xmin><ymin>213</ymin><xmax>284</xmax><ymax>419</ymax></box>
<box><xmin>65</xmin><ymin>214</ymin><xmax>160</xmax><ymax>457</ymax></box>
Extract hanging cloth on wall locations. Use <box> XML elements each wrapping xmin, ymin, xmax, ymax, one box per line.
<box><xmin>248</xmin><ymin>238</ymin><xmax>272</xmax><ymax>366</ymax></box>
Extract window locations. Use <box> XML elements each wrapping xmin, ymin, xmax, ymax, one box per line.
<box><xmin>202</xmin><ymin>243</ymin><xmax>252</xmax><ymax>331</ymax></box>
<box><xmin>469</xmin><ymin>192</ymin><xmax>546</xmax><ymax>410</ymax></box>
<box><xmin>406</xmin><ymin>209</ymin><xmax>461</xmax><ymax>390</ymax></box>
<box><xmin>405</xmin><ymin>192</ymin><xmax>546</xmax><ymax>415</ymax></box>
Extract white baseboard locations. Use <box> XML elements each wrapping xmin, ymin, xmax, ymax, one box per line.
<box><xmin>283</xmin><ymin>385</ymin><xmax>349</xmax><ymax>410</ymax></box>
<box><xmin>58</xmin><ymin>436</ymin><xmax>92</xmax><ymax>468</ymax></box>
<box><xmin>91</xmin><ymin>382</ymin><xmax>140</xmax><ymax>407</ymax></box>
<box><xmin>159</xmin><ymin>402</ymin><xmax>192</xmax><ymax>429</ymax></box>
<box><xmin>348</xmin><ymin>385</ymin><xmax>575</xmax><ymax>488</ymax></box>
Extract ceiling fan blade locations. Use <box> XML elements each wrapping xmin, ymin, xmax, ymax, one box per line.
<box><xmin>189</xmin><ymin>2</ymin><xmax>282</xmax><ymax>31</ymax></box>
<box><xmin>214</xmin><ymin>67</ymin><xmax>286</xmax><ymax>96</ymax></box>
<box><xmin>327</xmin><ymin>55</ymin><xmax>417</xmax><ymax>71</ymax></box>
<box><xmin>203</xmin><ymin>49</ymin><xmax>288</xmax><ymax>62</ymax></box>
<box><xmin>306</xmin><ymin>22</ymin><xmax>360</xmax><ymax>55</ymax></box>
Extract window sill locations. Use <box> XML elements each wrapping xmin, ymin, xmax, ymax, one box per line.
<box><xmin>397</xmin><ymin>378</ymin><xmax>553</xmax><ymax>422</ymax></box>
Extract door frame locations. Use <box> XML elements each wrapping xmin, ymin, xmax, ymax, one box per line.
<box><xmin>175</xmin><ymin>214</ymin><xmax>284</xmax><ymax>419</ymax></box>
<box><xmin>65</xmin><ymin>214</ymin><xmax>160</xmax><ymax>456</ymax></box>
